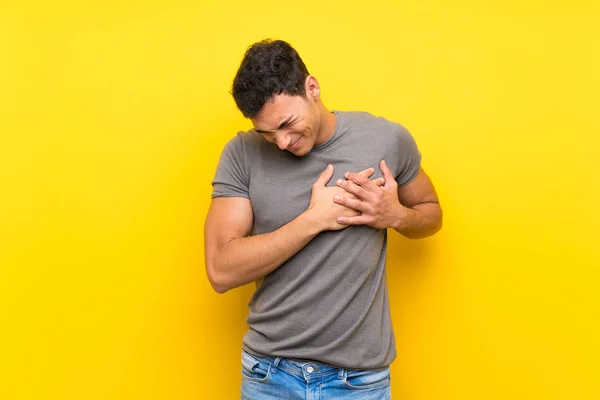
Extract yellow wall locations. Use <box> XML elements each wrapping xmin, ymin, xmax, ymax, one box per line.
<box><xmin>1</xmin><ymin>1</ymin><xmax>598</xmax><ymax>399</ymax></box>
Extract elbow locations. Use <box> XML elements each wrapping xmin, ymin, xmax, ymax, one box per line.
<box><xmin>423</xmin><ymin>211</ymin><xmax>443</xmax><ymax>238</ymax></box>
<box><xmin>435</xmin><ymin>207</ymin><xmax>444</xmax><ymax>234</ymax></box>
<box><xmin>205</xmin><ymin>259</ymin><xmax>232</xmax><ymax>294</ymax></box>
<box><xmin>208</xmin><ymin>276</ymin><xmax>229</xmax><ymax>294</ymax></box>
<box><xmin>428</xmin><ymin>213</ymin><xmax>443</xmax><ymax>237</ymax></box>
<box><xmin>207</xmin><ymin>272</ymin><xmax>231</xmax><ymax>294</ymax></box>
<box><xmin>422</xmin><ymin>204</ymin><xmax>443</xmax><ymax>238</ymax></box>
<box><xmin>428</xmin><ymin>221</ymin><xmax>443</xmax><ymax>238</ymax></box>
<box><xmin>212</xmin><ymin>284</ymin><xmax>230</xmax><ymax>295</ymax></box>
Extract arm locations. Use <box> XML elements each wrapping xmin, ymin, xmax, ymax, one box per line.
<box><xmin>392</xmin><ymin>167</ymin><xmax>442</xmax><ymax>238</ymax></box>
<box><xmin>204</xmin><ymin>165</ymin><xmax>383</xmax><ymax>293</ymax></box>
<box><xmin>334</xmin><ymin>162</ymin><xmax>443</xmax><ymax>239</ymax></box>
<box><xmin>204</xmin><ymin>197</ymin><xmax>321</xmax><ymax>294</ymax></box>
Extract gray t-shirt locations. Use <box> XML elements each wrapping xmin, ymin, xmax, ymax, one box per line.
<box><xmin>211</xmin><ymin>110</ymin><xmax>421</xmax><ymax>369</ymax></box>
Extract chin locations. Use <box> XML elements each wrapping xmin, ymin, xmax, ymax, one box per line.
<box><xmin>290</xmin><ymin>148</ymin><xmax>306</xmax><ymax>157</ymax></box>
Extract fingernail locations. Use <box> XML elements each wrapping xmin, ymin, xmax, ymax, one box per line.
<box><xmin>327</xmin><ymin>164</ymin><xmax>332</xmax><ymax>169</ymax></box>
<box><xmin>344</xmin><ymin>172</ymin><xmax>349</xmax><ymax>178</ymax></box>
<box><xmin>334</xmin><ymin>195</ymin><xmax>340</xmax><ymax>201</ymax></box>
<box><xmin>336</xmin><ymin>179</ymin><xmax>342</xmax><ymax>185</ymax></box>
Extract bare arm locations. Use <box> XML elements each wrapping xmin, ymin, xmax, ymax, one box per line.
<box><xmin>204</xmin><ymin>165</ymin><xmax>383</xmax><ymax>293</ymax></box>
<box><xmin>393</xmin><ymin>167</ymin><xmax>442</xmax><ymax>238</ymax></box>
<box><xmin>204</xmin><ymin>197</ymin><xmax>321</xmax><ymax>293</ymax></box>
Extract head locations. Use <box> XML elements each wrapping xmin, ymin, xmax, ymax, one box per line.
<box><xmin>231</xmin><ymin>39</ymin><xmax>330</xmax><ymax>156</ymax></box>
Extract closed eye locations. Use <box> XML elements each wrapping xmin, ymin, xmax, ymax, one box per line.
<box><xmin>284</xmin><ymin>119</ymin><xmax>301</xmax><ymax>129</ymax></box>
<box><xmin>279</xmin><ymin>120</ymin><xmax>294</xmax><ymax>129</ymax></box>
<box><xmin>256</xmin><ymin>118</ymin><xmax>299</xmax><ymax>141</ymax></box>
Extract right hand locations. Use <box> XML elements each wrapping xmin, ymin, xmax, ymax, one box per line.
<box><xmin>307</xmin><ymin>164</ymin><xmax>383</xmax><ymax>232</ymax></box>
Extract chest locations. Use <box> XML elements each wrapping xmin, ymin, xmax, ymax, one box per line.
<box><xmin>247</xmin><ymin>139</ymin><xmax>395</xmax><ymax>234</ymax></box>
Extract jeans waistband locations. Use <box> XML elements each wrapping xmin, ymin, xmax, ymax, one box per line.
<box><xmin>243</xmin><ymin>350</ymin><xmax>348</xmax><ymax>380</ymax></box>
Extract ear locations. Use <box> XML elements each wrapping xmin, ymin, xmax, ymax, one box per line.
<box><xmin>305</xmin><ymin>75</ymin><xmax>321</xmax><ymax>99</ymax></box>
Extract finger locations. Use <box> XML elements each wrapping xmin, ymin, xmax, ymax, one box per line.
<box><xmin>357</xmin><ymin>167</ymin><xmax>375</xmax><ymax>178</ymax></box>
<box><xmin>380</xmin><ymin>160</ymin><xmax>397</xmax><ymax>188</ymax></box>
<box><xmin>333</xmin><ymin>194</ymin><xmax>369</xmax><ymax>213</ymax></box>
<box><xmin>352</xmin><ymin>167</ymin><xmax>384</xmax><ymax>186</ymax></box>
<box><xmin>336</xmin><ymin>214</ymin><xmax>371</xmax><ymax>226</ymax></box>
<box><xmin>336</xmin><ymin>178</ymin><xmax>371</xmax><ymax>200</ymax></box>
<box><xmin>358</xmin><ymin>167</ymin><xmax>385</xmax><ymax>186</ymax></box>
<box><xmin>344</xmin><ymin>171</ymin><xmax>378</xmax><ymax>192</ymax></box>
<box><xmin>314</xmin><ymin>164</ymin><xmax>334</xmax><ymax>187</ymax></box>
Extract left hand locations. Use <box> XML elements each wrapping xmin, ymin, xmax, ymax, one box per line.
<box><xmin>333</xmin><ymin>160</ymin><xmax>408</xmax><ymax>229</ymax></box>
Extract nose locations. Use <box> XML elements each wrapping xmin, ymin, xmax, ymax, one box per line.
<box><xmin>275</xmin><ymin>132</ymin><xmax>292</xmax><ymax>150</ymax></box>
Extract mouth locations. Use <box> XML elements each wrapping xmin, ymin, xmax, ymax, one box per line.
<box><xmin>288</xmin><ymin>136</ymin><xmax>301</xmax><ymax>150</ymax></box>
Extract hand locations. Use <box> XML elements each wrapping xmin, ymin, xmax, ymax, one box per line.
<box><xmin>333</xmin><ymin>160</ymin><xmax>408</xmax><ymax>229</ymax></box>
<box><xmin>307</xmin><ymin>164</ymin><xmax>384</xmax><ymax>232</ymax></box>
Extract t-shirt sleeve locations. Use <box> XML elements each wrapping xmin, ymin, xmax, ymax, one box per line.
<box><xmin>211</xmin><ymin>134</ymin><xmax>250</xmax><ymax>199</ymax></box>
<box><xmin>393</xmin><ymin>124</ymin><xmax>422</xmax><ymax>187</ymax></box>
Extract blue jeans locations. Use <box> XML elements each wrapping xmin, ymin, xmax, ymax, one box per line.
<box><xmin>241</xmin><ymin>350</ymin><xmax>391</xmax><ymax>399</ymax></box>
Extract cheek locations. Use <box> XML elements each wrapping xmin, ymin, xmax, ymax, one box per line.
<box><xmin>304</xmin><ymin>122</ymin><xmax>315</xmax><ymax>134</ymax></box>
<box><xmin>293</xmin><ymin>125</ymin><xmax>308</xmax><ymax>136</ymax></box>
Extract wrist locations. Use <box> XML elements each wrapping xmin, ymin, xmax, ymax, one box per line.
<box><xmin>298</xmin><ymin>208</ymin><xmax>324</xmax><ymax>236</ymax></box>
<box><xmin>390</xmin><ymin>204</ymin><xmax>411</xmax><ymax>231</ymax></box>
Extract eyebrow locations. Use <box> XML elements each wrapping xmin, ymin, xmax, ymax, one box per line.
<box><xmin>255</xmin><ymin>115</ymin><xmax>294</xmax><ymax>134</ymax></box>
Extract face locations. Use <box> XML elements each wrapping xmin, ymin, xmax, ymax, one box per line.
<box><xmin>250</xmin><ymin>78</ymin><xmax>323</xmax><ymax>156</ymax></box>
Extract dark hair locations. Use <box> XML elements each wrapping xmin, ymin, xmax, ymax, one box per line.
<box><xmin>231</xmin><ymin>39</ymin><xmax>310</xmax><ymax>118</ymax></box>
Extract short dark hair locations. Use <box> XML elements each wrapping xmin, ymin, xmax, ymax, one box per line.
<box><xmin>231</xmin><ymin>39</ymin><xmax>310</xmax><ymax>118</ymax></box>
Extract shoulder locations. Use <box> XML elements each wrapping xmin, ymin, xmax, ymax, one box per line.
<box><xmin>221</xmin><ymin>128</ymin><xmax>264</xmax><ymax>155</ymax></box>
<box><xmin>337</xmin><ymin>110</ymin><xmax>387</xmax><ymax>125</ymax></box>
<box><xmin>336</xmin><ymin>110</ymin><xmax>410</xmax><ymax>141</ymax></box>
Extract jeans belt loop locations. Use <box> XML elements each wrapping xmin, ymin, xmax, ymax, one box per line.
<box><xmin>272</xmin><ymin>357</ymin><xmax>282</xmax><ymax>374</ymax></box>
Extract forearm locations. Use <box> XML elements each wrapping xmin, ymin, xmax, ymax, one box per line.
<box><xmin>208</xmin><ymin>211</ymin><xmax>321</xmax><ymax>293</ymax></box>
<box><xmin>392</xmin><ymin>202</ymin><xmax>443</xmax><ymax>239</ymax></box>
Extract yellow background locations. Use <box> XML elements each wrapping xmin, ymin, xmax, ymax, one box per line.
<box><xmin>1</xmin><ymin>1</ymin><xmax>599</xmax><ymax>399</ymax></box>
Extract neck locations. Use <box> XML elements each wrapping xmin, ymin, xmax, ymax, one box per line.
<box><xmin>314</xmin><ymin>103</ymin><xmax>337</xmax><ymax>145</ymax></box>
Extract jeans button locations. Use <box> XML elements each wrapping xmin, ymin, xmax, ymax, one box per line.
<box><xmin>307</xmin><ymin>366</ymin><xmax>314</xmax><ymax>373</ymax></box>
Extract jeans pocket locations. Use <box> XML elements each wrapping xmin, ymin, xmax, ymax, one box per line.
<box><xmin>344</xmin><ymin>367</ymin><xmax>390</xmax><ymax>389</ymax></box>
<box><xmin>241</xmin><ymin>351</ymin><xmax>271</xmax><ymax>382</ymax></box>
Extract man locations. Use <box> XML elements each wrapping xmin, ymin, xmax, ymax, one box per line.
<box><xmin>204</xmin><ymin>39</ymin><xmax>442</xmax><ymax>399</ymax></box>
